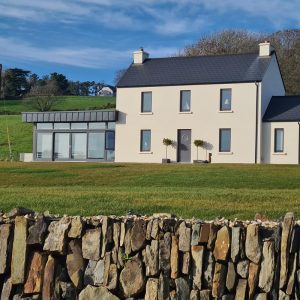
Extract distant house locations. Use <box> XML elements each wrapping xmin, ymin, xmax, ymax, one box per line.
<box><xmin>22</xmin><ymin>42</ymin><xmax>300</xmax><ymax>164</ymax></box>
<box><xmin>96</xmin><ymin>85</ymin><xmax>116</xmax><ymax>97</ymax></box>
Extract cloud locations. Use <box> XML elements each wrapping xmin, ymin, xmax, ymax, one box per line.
<box><xmin>0</xmin><ymin>37</ymin><xmax>178</xmax><ymax>69</ymax></box>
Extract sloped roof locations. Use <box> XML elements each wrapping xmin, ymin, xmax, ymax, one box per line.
<box><xmin>263</xmin><ymin>96</ymin><xmax>300</xmax><ymax>122</ymax></box>
<box><xmin>117</xmin><ymin>53</ymin><xmax>273</xmax><ymax>88</ymax></box>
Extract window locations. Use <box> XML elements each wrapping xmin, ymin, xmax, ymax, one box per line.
<box><xmin>36</xmin><ymin>133</ymin><xmax>52</xmax><ymax>159</ymax></box>
<box><xmin>88</xmin><ymin>132</ymin><xmax>105</xmax><ymax>159</ymax></box>
<box><xmin>89</xmin><ymin>122</ymin><xmax>106</xmax><ymax>130</ymax></box>
<box><xmin>71</xmin><ymin>133</ymin><xmax>87</xmax><ymax>159</ymax></box>
<box><xmin>54</xmin><ymin>123</ymin><xmax>70</xmax><ymax>130</ymax></box>
<box><xmin>37</xmin><ymin>123</ymin><xmax>53</xmax><ymax>130</ymax></box>
<box><xmin>219</xmin><ymin>129</ymin><xmax>231</xmax><ymax>152</ymax></box>
<box><xmin>54</xmin><ymin>133</ymin><xmax>70</xmax><ymax>159</ymax></box>
<box><xmin>180</xmin><ymin>90</ymin><xmax>191</xmax><ymax>112</ymax></box>
<box><xmin>220</xmin><ymin>89</ymin><xmax>232</xmax><ymax>111</ymax></box>
<box><xmin>140</xmin><ymin>130</ymin><xmax>151</xmax><ymax>152</ymax></box>
<box><xmin>274</xmin><ymin>128</ymin><xmax>284</xmax><ymax>152</ymax></box>
<box><xmin>141</xmin><ymin>92</ymin><xmax>152</xmax><ymax>112</ymax></box>
<box><xmin>105</xmin><ymin>131</ymin><xmax>115</xmax><ymax>150</ymax></box>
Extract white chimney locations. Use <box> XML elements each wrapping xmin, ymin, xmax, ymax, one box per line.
<box><xmin>133</xmin><ymin>47</ymin><xmax>149</xmax><ymax>64</ymax></box>
<box><xmin>259</xmin><ymin>41</ymin><xmax>274</xmax><ymax>57</ymax></box>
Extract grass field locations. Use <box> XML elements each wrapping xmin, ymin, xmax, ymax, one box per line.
<box><xmin>0</xmin><ymin>162</ymin><xmax>299</xmax><ymax>219</ymax></box>
<box><xmin>0</xmin><ymin>96</ymin><xmax>116</xmax><ymax>114</ymax></box>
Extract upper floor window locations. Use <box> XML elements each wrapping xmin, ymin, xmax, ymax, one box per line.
<box><xmin>180</xmin><ymin>90</ymin><xmax>191</xmax><ymax>112</ymax></box>
<box><xmin>140</xmin><ymin>130</ymin><xmax>151</xmax><ymax>152</ymax></box>
<box><xmin>220</xmin><ymin>89</ymin><xmax>232</xmax><ymax>111</ymax></box>
<box><xmin>141</xmin><ymin>92</ymin><xmax>152</xmax><ymax>113</ymax></box>
<box><xmin>274</xmin><ymin>128</ymin><xmax>284</xmax><ymax>152</ymax></box>
<box><xmin>219</xmin><ymin>128</ymin><xmax>231</xmax><ymax>152</ymax></box>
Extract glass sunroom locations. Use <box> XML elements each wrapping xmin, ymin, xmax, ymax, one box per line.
<box><xmin>22</xmin><ymin>110</ymin><xmax>117</xmax><ymax>161</ymax></box>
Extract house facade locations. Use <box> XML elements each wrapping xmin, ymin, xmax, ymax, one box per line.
<box><xmin>22</xmin><ymin>42</ymin><xmax>300</xmax><ymax>164</ymax></box>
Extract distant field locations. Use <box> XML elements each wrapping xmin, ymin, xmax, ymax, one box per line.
<box><xmin>0</xmin><ymin>96</ymin><xmax>116</xmax><ymax>114</ymax></box>
<box><xmin>0</xmin><ymin>162</ymin><xmax>299</xmax><ymax>219</ymax></box>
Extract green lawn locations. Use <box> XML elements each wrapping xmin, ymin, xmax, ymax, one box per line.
<box><xmin>0</xmin><ymin>96</ymin><xmax>116</xmax><ymax>114</ymax></box>
<box><xmin>0</xmin><ymin>162</ymin><xmax>299</xmax><ymax>219</ymax></box>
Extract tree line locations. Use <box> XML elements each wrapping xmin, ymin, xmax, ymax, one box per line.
<box><xmin>0</xmin><ymin>69</ymin><xmax>110</xmax><ymax>100</ymax></box>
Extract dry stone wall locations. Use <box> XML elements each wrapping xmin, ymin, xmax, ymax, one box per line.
<box><xmin>0</xmin><ymin>209</ymin><xmax>299</xmax><ymax>299</ymax></box>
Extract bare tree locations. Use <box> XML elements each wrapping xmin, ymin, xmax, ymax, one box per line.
<box><xmin>26</xmin><ymin>81</ymin><xmax>61</xmax><ymax>111</ymax></box>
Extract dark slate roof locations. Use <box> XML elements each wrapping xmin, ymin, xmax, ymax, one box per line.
<box><xmin>117</xmin><ymin>53</ymin><xmax>273</xmax><ymax>88</ymax></box>
<box><xmin>263</xmin><ymin>96</ymin><xmax>300</xmax><ymax>122</ymax></box>
<box><xmin>22</xmin><ymin>110</ymin><xmax>118</xmax><ymax>123</ymax></box>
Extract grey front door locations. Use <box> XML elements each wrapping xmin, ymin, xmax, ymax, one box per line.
<box><xmin>178</xmin><ymin>129</ymin><xmax>191</xmax><ymax>162</ymax></box>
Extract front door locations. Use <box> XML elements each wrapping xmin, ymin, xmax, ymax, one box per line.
<box><xmin>178</xmin><ymin>129</ymin><xmax>191</xmax><ymax>162</ymax></box>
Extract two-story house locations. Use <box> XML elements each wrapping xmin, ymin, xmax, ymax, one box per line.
<box><xmin>115</xmin><ymin>42</ymin><xmax>300</xmax><ymax>164</ymax></box>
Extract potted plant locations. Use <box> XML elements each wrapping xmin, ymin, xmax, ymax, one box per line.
<box><xmin>162</xmin><ymin>138</ymin><xmax>173</xmax><ymax>163</ymax></box>
<box><xmin>193</xmin><ymin>139</ymin><xmax>205</xmax><ymax>163</ymax></box>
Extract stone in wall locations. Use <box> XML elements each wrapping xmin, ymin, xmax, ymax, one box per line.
<box><xmin>191</xmin><ymin>245</ymin><xmax>204</xmax><ymax>290</ymax></box>
<box><xmin>82</xmin><ymin>227</ymin><xmax>101</xmax><ymax>260</ymax></box>
<box><xmin>171</xmin><ymin>235</ymin><xmax>179</xmax><ymax>279</ymax></box>
<box><xmin>27</xmin><ymin>215</ymin><xmax>47</xmax><ymax>245</ymax></box>
<box><xmin>68</xmin><ymin>216</ymin><xmax>84</xmax><ymax>238</ymax></box>
<box><xmin>213</xmin><ymin>226</ymin><xmax>230</xmax><ymax>262</ymax></box>
<box><xmin>246</xmin><ymin>224</ymin><xmax>261</xmax><ymax>264</ymax></box>
<box><xmin>11</xmin><ymin>216</ymin><xmax>28</xmax><ymax>284</ymax></box>
<box><xmin>131</xmin><ymin>219</ymin><xmax>146</xmax><ymax>252</ymax></box>
<box><xmin>0</xmin><ymin>224</ymin><xmax>12</xmax><ymax>274</ymax></box>
<box><xmin>178</xmin><ymin>222</ymin><xmax>191</xmax><ymax>252</ymax></box>
<box><xmin>144</xmin><ymin>239</ymin><xmax>159</xmax><ymax>276</ymax></box>
<box><xmin>212</xmin><ymin>262</ymin><xmax>227</xmax><ymax>298</ymax></box>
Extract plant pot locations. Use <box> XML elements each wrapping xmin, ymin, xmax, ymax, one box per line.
<box><xmin>162</xmin><ymin>159</ymin><xmax>171</xmax><ymax>164</ymax></box>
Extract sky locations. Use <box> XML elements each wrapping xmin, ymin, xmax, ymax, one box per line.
<box><xmin>0</xmin><ymin>0</ymin><xmax>299</xmax><ymax>85</ymax></box>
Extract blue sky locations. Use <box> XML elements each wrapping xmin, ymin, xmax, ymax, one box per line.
<box><xmin>0</xmin><ymin>0</ymin><xmax>299</xmax><ymax>85</ymax></box>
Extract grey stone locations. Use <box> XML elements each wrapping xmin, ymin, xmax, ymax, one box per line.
<box><xmin>222</xmin><ymin>296</ymin><xmax>234</xmax><ymax>300</ymax></box>
<box><xmin>120</xmin><ymin>256</ymin><xmax>145</xmax><ymax>298</ymax></box>
<box><xmin>79</xmin><ymin>285</ymin><xmax>120</xmax><ymax>300</ymax></box>
<box><xmin>145</xmin><ymin>278</ymin><xmax>159</xmax><ymax>300</ymax></box>
<box><xmin>0</xmin><ymin>224</ymin><xmax>11</xmax><ymax>274</ymax></box>
<box><xmin>248</xmin><ymin>262</ymin><xmax>259</xmax><ymax>300</ymax></box>
<box><xmin>285</xmin><ymin>253</ymin><xmax>297</xmax><ymax>295</ymax></box>
<box><xmin>27</xmin><ymin>216</ymin><xmax>47</xmax><ymax>245</ymax></box>
<box><xmin>191</xmin><ymin>245</ymin><xmax>204</xmax><ymax>289</ymax></box>
<box><xmin>182</xmin><ymin>251</ymin><xmax>190</xmax><ymax>274</ymax></box>
<box><xmin>231</xmin><ymin>227</ymin><xmax>241</xmax><ymax>263</ymax></box>
<box><xmin>254</xmin><ymin>294</ymin><xmax>268</xmax><ymax>300</ymax></box>
<box><xmin>94</xmin><ymin>259</ymin><xmax>105</xmax><ymax>285</ymax></box>
<box><xmin>191</xmin><ymin>223</ymin><xmax>201</xmax><ymax>246</ymax></box>
<box><xmin>245</xmin><ymin>224</ymin><xmax>261</xmax><ymax>264</ymax></box>
<box><xmin>190</xmin><ymin>289</ymin><xmax>199</xmax><ymax>300</ymax></box>
<box><xmin>101</xmin><ymin>216</ymin><xmax>113</xmax><ymax>258</ymax></box>
<box><xmin>158</xmin><ymin>273</ymin><xmax>170</xmax><ymax>300</ymax></box>
<box><xmin>178</xmin><ymin>222</ymin><xmax>191</xmax><ymax>252</ymax></box>
<box><xmin>199</xmin><ymin>289</ymin><xmax>211</xmax><ymax>300</ymax></box>
<box><xmin>259</xmin><ymin>240</ymin><xmax>275</xmax><ymax>293</ymax></box>
<box><xmin>84</xmin><ymin>260</ymin><xmax>97</xmax><ymax>286</ymax></box>
<box><xmin>131</xmin><ymin>219</ymin><xmax>146</xmax><ymax>252</ymax></box>
<box><xmin>280</xmin><ymin>212</ymin><xmax>294</xmax><ymax>289</ymax></box>
<box><xmin>11</xmin><ymin>216</ymin><xmax>28</xmax><ymax>284</ymax></box>
<box><xmin>145</xmin><ymin>240</ymin><xmax>159</xmax><ymax>276</ymax></box>
<box><xmin>171</xmin><ymin>235</ymin><xmax>179</xmax><ymax>279</ymax></box>
<box><xmin>107</xmin><ymin>264</ymin><xmax>118</xmax><ymax>291</ymax></box>
<box><xmin>175</xmin><ymin>277</ymin><xmax>190</xmax><ymax>300</ymax></box>
<box><xmin>279</xmin><ymin>290</ymin><xmax>290</xmax><ymax>300</ymax></box>
<box><xmin>237</xmin><ymin>260</ymin><xmax>249</xmax><ymax>278</ymax></box>
<box><xmin>0</xmin><ymin>277</ymin><xmax>12</xmax><ymax>300</ymax></box>
<box><xmin>82</xmin><ymin>228</ymin><xmax>101</xmax><ymax>260</ymax></box>
<box><xmin>68</xmin><ymin>216</ymin><xmax>84</xmax><ymax>238</ymax></box>
<box><xmin>151</xmin><ymin>219</ymin><xmax>159</xmax><ymax>239</ymax></box>
<box><xmin>207</xmin><ymin>223</ymin><xmax>218</xmax><ymax>250</ymax></box>
<box><xmin>43</xmin><ymin>217</ymin><xmax>70</xmax><ymax>254</ymax></box>
<box><xmin>159</xmin><ymin>232</ymin><xmax>171</xmax><ymax>275</ymax></box>
<box><xmin>7</xmin><ymin>207</ymin><xmax>33</xmax><ymax>218</ymax></box>
<box><xmin>59</xmin><ymin>281</ymin><xmax>77</xmax><ymax>300</ymax></box>
<box><xmin>203</xmin><ymin>250</ymin><xmax>214</xmax><ymax>289</ymax></box>
<box><xmin>146</xmin><ymin>219</ymin><xmax>153</xmax><ymax>240</ymax></box>
<box><xmin>226</xmin><ymin>261</ymin><xmax>237</xmax><ymax>292</ymax></box>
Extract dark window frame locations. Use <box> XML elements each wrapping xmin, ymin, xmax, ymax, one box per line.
<box><xmin>274</xmin><ymin>128</ymin><xmax>284</xmax><ymax>153</ymax></box>
<box><xmin>180</xmin><ymin>90</ymin><xmax>191</xmax><ymax>112</ymax></box>
<box><xmin>220</xmin><ymin>89</ymin><xmax>232</xmax><ymax>111</ymax></box>
<box><xmin>105</xmin><ymin>130</ymin><xmax>115</xmax><ymax>150</ymax></box>
<box><xmin>141</xmin><ymin>92</ymin><xmax>152</xmax><ymax>113</ymax></box>
<box><xmin>140</xmin><ymin>129</ymin><xmax>151</xmax><ymax>152</ymax></box>
<box><xmin>219</xmin><ymin>128</ymin><xmax>231</xmax><ymax>152</ymax></box>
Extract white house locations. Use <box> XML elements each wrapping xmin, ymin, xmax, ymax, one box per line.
<box><xmin>114</xmin><ymin>43</ymin><xmax>300</xmax><ymax>164</ymax></box>
<box><xmin>22</xmin><ymin>42</ymin><xmax>300</xmax><ymax>164</ymax></box>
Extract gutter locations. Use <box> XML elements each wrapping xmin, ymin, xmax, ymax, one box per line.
<box><xmin>255</xmin><ymin>82</ymin><xmax>259</xmax><ymax>164</ymax></box>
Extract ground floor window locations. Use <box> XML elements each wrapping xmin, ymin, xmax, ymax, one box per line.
<box><xmin>35</xmin><ymin>122</ymin><xmax>115</xmax><ymax>161</ymax></box>
<box><xmin>274</xmin><ymin>128</ymin><xmax>284</xmax><ymax>152</ymax></box>
<box><xmin>219</xmin><ymin>128</ymin><xmax>231</xmax><ymax>152</ymax></box>
<box><xmin>140</xmin><ymin>130</ymin><xmax>151</xmax><ymax>152</ymax></box>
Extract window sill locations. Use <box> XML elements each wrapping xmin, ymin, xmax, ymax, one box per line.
<box><xmin>140</xmin><ymin>112</ymin><xmax>153</xmax><ymax>115</ymax></box>
<box><xmin>272</xmin><ymin>152</ymin><xmax>287</xmax><ymax>155</ymax></box>
<box><xmin>139</xmin><ymin>151</ymin><xmax>153</xmax><ymax>154</ymax></box>
<box><xmin>218</xmin><ymin>110</ymin><xmax>234</xmax><ymax>113</ymax></box>
<box><xmin>218</xmin><ymin>152</ymin><xmax>233</xmax><ymax>155</ymax></box>
<box><xmin>179</xmin><ymin>111</ymin><xmax>193</xmax><ymax>114</ymax></box>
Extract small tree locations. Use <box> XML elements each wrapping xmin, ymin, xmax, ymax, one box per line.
<box><xmin>163</xmin><ymin>138</ymin><xmax>173</xmax><ymax>160</ymax></box>
<box><xmin>194</xmin><ymin>139</ymin><xmax>204</xmax><ymax>161</ymax></box>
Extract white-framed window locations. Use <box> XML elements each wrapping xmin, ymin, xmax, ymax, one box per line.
<box><xmin>180</xmin><ymin>90</ymin><xmax>191</xmax><ymax>112</ymax></box>
<box><xmin>141</xmin><ymin>92</ymin><xmax>152</xmax><ymax>113</ymax></box>
<box><xmin>219</xmin><ymin>128</ymin><xmax>231</xmax><ymax>152</ymax></box>
<box><xmin>220</xmin><ymin>89</ymin><xmax>232</xmax><ymax>111</ymax></box>
<box><xmin>140</xmin><ymin>130</ymin><xmax>151</xmax><ymax>152</ymax></box>
<box><xmin>274</xmin><ymin>128</ymin><xmax>284</xmax><ymax>152</ymax></box>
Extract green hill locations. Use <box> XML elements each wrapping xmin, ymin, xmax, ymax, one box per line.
<box><xmin>0</xmin><ymin>96</ymin><xmax>116</xmax><ymax>160</ymax></box>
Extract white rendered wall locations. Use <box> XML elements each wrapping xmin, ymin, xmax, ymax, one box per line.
<box><xmin>262</xmin><ymin>122</ymin><xmax>299</xmax><ymax>164</ymax></box>
<box><xmin>115</xmin><ymin>83</ymin><xmax>259</xmax><ymax>163</ymax></box>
